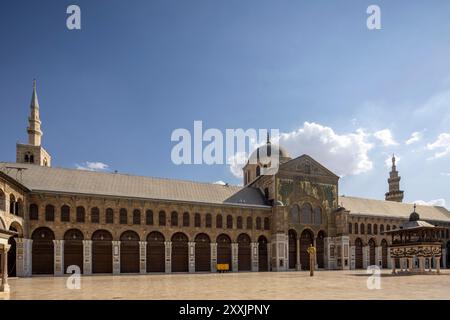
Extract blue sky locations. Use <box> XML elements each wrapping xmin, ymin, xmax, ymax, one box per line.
<box><xmin>0</xmin><ymin>0</ymin><xmax>449</xmax><ymax>207</ymax></box>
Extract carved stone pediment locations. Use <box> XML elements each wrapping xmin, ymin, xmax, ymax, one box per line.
<box><xmin>279</xmin><ymin>155</ymin><xmax>339</xmax><ymax>180</ymax></box>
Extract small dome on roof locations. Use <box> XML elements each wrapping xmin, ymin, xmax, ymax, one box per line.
<box><xmin>248</xmin><ymin>134</ymin><xmax>291</xmax><ymax>166</ymax></box>
<box><xmin>409</xmin><ymin>204</ymin><xmax>420</xmax><ymax>222</ymax></box>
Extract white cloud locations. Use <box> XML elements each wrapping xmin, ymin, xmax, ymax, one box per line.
<box><xmin>440</xmin><ymin>172</ymin><xmax>450</xmax><ymax>176</ymax></box>
<box><xmin>405</xmin><ymin>131</ymin><xmax>423</xmax><ymax>145</ymax></box>
<box><xmin>76</xmin><ymin>161</ymin><xmax>109</xmax><ymax>172</ymax></box>
<box><xmin>413</xmin><ymin>199</ymin><xmax>447</xmax><ymax>207</ymax></box>
<box><xmin>213</xmin><ymin>180</ymin><xmax>227</xmax><ymax>185</ymax></box>
<box><xmin>228</xmin><ymin>151</ymin><xmax>248</xmax><ymax>178</ymax></box>
<box><xmin>373</xmin><ymin>129</ymin><xmax>398</xmax><ymax>146</ymax></box>
<box><xmin>427</xmin><ymin>133</ymin><xmax>450</xmax><ymax>159</ymax></box>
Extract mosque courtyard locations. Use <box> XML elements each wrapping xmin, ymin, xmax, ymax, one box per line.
<box><xmin>1</xmin><ymin>269</ymin><xmax>450</xmax><ymax>300</ymax></box>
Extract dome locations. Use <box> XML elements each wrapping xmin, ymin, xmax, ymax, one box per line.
<box><xmin>248</xmin><ymin>139</ymin><xmax>291</xmax><ymax>166</ymax></box>
<box><xmin>409</xmin><ymin>204</ymin><xmax>420</xmax><ymax>222</ymax></box>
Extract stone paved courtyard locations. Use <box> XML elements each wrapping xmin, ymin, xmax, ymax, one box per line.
<box><xmin>2</xmin><ymin>269</ymin><xmax>450</xmax><ymax>300</ymax></box>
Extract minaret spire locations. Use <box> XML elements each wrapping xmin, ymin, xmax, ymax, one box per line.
<box><xmin>385</xmin><ymin>154</ymin><xmax>404</xmax><ymax>202</ymax></box>
<box><xmin>27</xmin><ymin>79</ymin><xmax>42</xmax><ymax>146</ymax></box>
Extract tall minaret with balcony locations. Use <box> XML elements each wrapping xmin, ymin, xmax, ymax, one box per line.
<box><xmin>385</xmin><ymin>154</ymin><xmax>403</xmax><ymax>202</ymax></box>
<box><xmin>16</xmin><ymin>80</ymin><xmax>52</xmax><ymax>166</ymax></box>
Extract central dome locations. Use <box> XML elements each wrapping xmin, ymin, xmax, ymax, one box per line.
<box><xmin>248</xmin><ymin>138</ymin><xmax>291</xmax><ymax>166</ymax></box>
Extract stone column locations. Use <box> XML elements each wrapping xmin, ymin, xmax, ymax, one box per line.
<box><xmin>408</xmin><ymin>258</ymin><xmax>413</xmax><ymax>272</ymax></box>
<box><xmin>0</xmin><ymin>244</ymin><xmax>10</xmax><ymax>292</ymax></box>
<box><xmin>53</xmin><ymin>240</ymin><xmax>64</xmax><ymax>276</ymax></box>
<box><xmin>210</xmin><ymin>242</ymin><xmax>217</xmax><ymax>272</ymax></box>
<box><xmin>313</xmin><ymin>238</ymin><xmax>318</xmax><ymax>270</ymax></box>
<box><xmin>232</xmin><ymin>243</ymin><xmax>239</xmax><ymax>272</ymax></box>
<box><xmin>387</xmin><ymin>250</ymin><xmax>392</xmax><ymax>269</ymax></box>
<box><xmin>418</xmin><ymin>256</ymin><xmax>425</xmax><ymax>273</ymax></box>
<box><xmin>164</xmin><ymin>241</ymin><xmax>171</xmax><ymax>273</ymax></box>
<box><xmin>251</xmin><ymin>242</ymin><xmax>259</xmax><ymax>272</ymax></box>
<box><xmin>139</xmin><ymin>241</ymin><xmax>147</xmax><ymax>274</ymax></box>
<box><xmin>188</xmin><ymin>242</ymin><xmax>195</xmax><ymax>273</ymax></box>
<box><xmin>16</xmin><ymin>238</ymin><xmax>32</xmax><ymax>277</ymax></box>
<box><xmin>375</xmin><ymin>246</ymin><xmax>382</xmax><ymax>267</ymax></box>
<box><xmin>271</xmin><ymin>233</ymin><xmax>287</xmax><ymax>271</ymax></box>
<box><xmin>442</xmin><ymin>248</ymin><xmax>447</xmax><ymax>269</ymax></box>
<box><xmin>436</xmin><ymin>256</ymin><xmax>441</xmax><ymax>274</ymax></box>
<box><xmin>295</xmin><ymin>238</ymin><xmax>301</xmax><ymax>270</ymax></box>
<box><xmin>391</xmin><ymin>257</ymin><xmax>396</xmax><ymax>274</ymax></box>
<box><xmin>112</xmin><ymin>241</ymin><xmax>120</xmax><ymax>275</ymax></box>
<box><xmin>82</xmin><ymin>240</ymin><xmax>92</xmax><ymax>275</ymax></box>
<box><xmin>350</xmin><ymin>246</ymin><xmax>355</xmax><ymax>270</ymax></box>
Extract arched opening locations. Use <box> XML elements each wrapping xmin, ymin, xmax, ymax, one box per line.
<box><xmin>171</xmin><ymin>232</ymin><xmax>188</xmax><ymax>272</ymax></box>
<box><xmin>9</xmin><ymin>194</ymin><xmax>16</xmax><ymax>214</ymax></box>
<box><xmin>300</xmin><ymin>203</ymin><xmax>313</xmax><ymax>224</ymax></box>
<box><xmin>64</xmin><ymin>229</ymin><xmax>84</xmax><ymax>274</ymax></box>
<box><xmin>381</xmin><ymin>239</ymin><xmax>388</xmax><ymax>268</ymax></box>
<box><xmin>183</xmin><ymin>212</ymin><xmax>190</xmax><ymax>227</ymax></box>
<box><xmin>288</xmin><ymin>229</ymin><xmax>297</xmax><ymax>269</ymax></box>
<box><xmin>91</xmin><ymin>230</ymin><xmax>113</xmax><ymax>274</ymax></box>
<box><xmin>76</xmin><ymin>206</ymin><xmax>85</xmax><ymax>223</ymax></box>
<box><xmin>8</xmin><ymin>224</ymin><xmax>20</xmax><ymax>277</ymax></box>
<box><xmin>368</xmin><ymin>238</ymin><xmax>376</xmax><ymax>266</ymax></box>
<box><xmin>0</xmin><ymin>189</ymin><xmax>5</xmax><ymax>212</ymax></box>
<box><xmin>300</xmin><ymin>229</ymin><xmax>314</xmax><ymax>270</ymax></box>
<box><xmin>258</xmin><ymin>235</ymin><xmax>269</xmax><ymax>271</ymax></box>
<box><xmin>45</xmin><ymin>204</ymin><xmax>55</xmax><ymax>221</ymax></box>
<box><xmin>61</xmin><ymin>205</ymin><xmax>70</xmax><ymax>222</ymax></box>
<box><xmin>355</xmin><ymin>238</ymin><xmax>363</xmax><ymax>269</ymax></box>
<box><xmin>132</xmin><ymin>210</ymin><xmax>141</xmax><ymax>225</ymax></box>
<box><xmin>237</xmin><ymin>233</ymin><xmax>251</xmax><ymax>271</ymax></box>
<box><xmin>29</xmin><ymin>204</ymin><xmax>38</xmax><ymax>220</ymax></box>
<box><xmin>194</xmin><ymin>233</ymin><xmax>210</xmax><ymax>272</ymax></box>
<box><xmin>316</xmin><ymin>230</ymin><xmax>326</xmax><ymax>268</ymax></box>
<box><xmin>120</xmin><ymin>231</ymin><xmax>140</xmax><ymax>273</ymax></box>
<box><xmin>146</xmin><ymin>232</ymin><xmax>165</xmax><ymax>272</ymax></box>
<box><xmin>31</xmin><ymin>227</ymin><xmax>55</xmax><ymax>275</ymax></box>
<box><xmin>90</xmin><ymin>207</ymin><xmax>100</xmax><ymax>223</ymax></box>
<box><xmin>216</xmin><ymin>234</ymin><xmax>231</xmax><ymax>267</ymax></box>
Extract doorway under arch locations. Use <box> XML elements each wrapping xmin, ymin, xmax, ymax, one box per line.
<box><xmin>32</xmin><ymin>227</ymin><xmax>55</xmax><ymax>275</ymax></box>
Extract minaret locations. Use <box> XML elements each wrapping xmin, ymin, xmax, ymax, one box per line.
<box><xmin>27</xmin><ymin>79</ymin><xmax>43</xmax><ymax>146</ymax></box>
<box><xmin>16</xmin><ymin>80</ymin><xmax>52</xmax><ymax>166</ymax></box>
<box><xmin>385</xmin><ymin>154</ymin><xmax>404</xmax><ymax>202</ymax></box>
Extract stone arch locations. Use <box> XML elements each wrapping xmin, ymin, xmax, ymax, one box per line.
<box><xmin>64</xmin><ymin>229</ymin><xmax>84</xmax><ymax>274</ymax></box>
<box><xmin>171</xmin><ymin>232</ymin><xmax>189</xmax><ymax>272</ymax></box>
<box><xmin>288</xmin><ymin>229</ymin><xmax>297</xmax><ymax>269</ymax></box>
<box><xmin>9</xmin><ymin>221</ymin><xmax>23</xmax><ymax>237</ymax></box>
<box><xmin>9</xmin><ymin>194</ymin><xmax>16</xmax><ymax>214</ymax></box>
<box><xmin>300</xmin><ymin>229</ymin><xmax>314</xmax><ymax>270</ymax></box>
<box><xmin>31</xmin><ymin>227</ymin><xmax>55</xmax><ymax>275</ymax></box>
<box><xmin>237</xmin><ymin>233</ymin><xmax>251</xmax><ymax>271</ymax></box>
<box><xmin>146</xmin><ymin>231</ymin><xmax>165</xmax><ymax>272</ymax></box>
<box><xmin>91</xmin><ymin>229</ymin><xmax>113</xmax><ymax>274</ymax></box>
<box><xmin>258</xmin><ymin>235</ymin><xmax>269</xmax><ymax>271</ymax></box>
<box><xmin>316</xmin><ymin>230</ymin><xmax>326</xmax><ymax>268</ymax></box>
<box><xmin>0</xmin><ymin>216</ymin><xmax>5</xmax><ymax>229</ymax></box>
<box><xmin>194</xmin><ymin>233</ymin><xmax>210</xmax><ymax>272</ymax></box>
<box><xmin>216</xmin><ymin>234</ymin><xmax>232</xmax><ymax>267</ymax></box>
<box><xmin>120</xmin><ymin>230</ymin><xmax>140</xmax><ymax>273</ymax></box>
<box><xmin>0</xmin><ymin>188</ymin><xmax>5</xmax><ymax>212</ymax></box>
<box><xmin>355</xmin><ymin>238</ymin><xmax>364</xmax><ymax>269</ymax></box>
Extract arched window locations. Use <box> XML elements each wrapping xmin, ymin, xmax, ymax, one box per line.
<box><xmin>226</xmin><ymin>215</ymin><xmax>233</xmax><ymax>229</ymax></box>
<box><xmin>171</xmin><ymin>211</ymin><xmax>178</xmax><ymax>227</ymax></box>
<box><xmin>374</xmin><ymin>224</ymin><xmax>378</xmax><ymax>235</ymax></box>
<box><xmin>29</xmin><ymin>204</ymin><xmax>39</xmax><ymax>220</ymax></box>
<box><xmin>61</xmin><ymin>205</ymin><xmax>70</xmax><ymax>222</ymax></box>
<box><xmin>205</xmin><ymin>214</ymin><xmax>212</xmax><ymax>228</ymax></box>
<box><xmin>76</xmin><ymin>206</ymin><xmax>85</xmax><ymax>223</ymax></box>
<box><xmin>45</xmin><ymin>204</ymin><xmax>55</xmax><ymax>221</ymax></box>
<box><xmin>256</xmin><ymin>217</ymin><xmax>262</xmax><ymax>230</ymax></box>
<box><xmin>91</xmin><ymin>207</ymin><xmax>100</xmax><ymax>223</ymax></box>
<box><xmin>24</xmin><ymin>154</ymin><xmax>29</xmax><ymax>163</ymax></box>
<box><xmin>313</xmin><ymin>207</ymin><xmax>322</xmax><ymax>224</ymax></box>
<box><xmin>216</xmin><ymin>214</ymin><xmax>223</xmax><ymax>228</ymax></box>
<box><xmin>348</xmin><ymin>222</ymin><xmax>352</xmax><ymax>234</ymax></box>
<box><xmin>300</xmin><ymin>203</ymin><xmax>313</xmax><ymax>224</ymax></box>
<box><xmin>360</xmin><ymin>223</ymin><xmax>365</xmax><ymax>235</ymax></box>
<box><xmin>246</xmin><ymin>217</ymin><xmax>253</xmax><ymax>229</ymax></box>
<box><xmin>120</xmin><ymin>208</ymin><xmax>127</xmax><ymax>224</ymax></box>
<box><xmin>264</xmin><ymin>217</ymin><xmax>270</xmax><ymax>230</ymax></box>
<box><xmin>380</xmin><ymin>224</ymin><xmax>384</xmax><ymax>234</ymax></box>
<box><xmin>159</xmin><ymin>210</ymin><xmax>166</xmax><ymax>226</ymax></box>
<box><xmin>367</xmin><ymin>224</ymin><xmax>372</xmax><ymax>235</ymax></box>
<box><xmin>9</xmin><ymin>194</ymin><xmax>16</xmax><ymax>214</ymax></box>
<box><xmin>386</xmin><ymin>225</ymin><xmax>391</xmax><ymax>231</ymax></box>
<box><xmin>133</xmin><ymin>209</ymin><xmax>141</xmax><ymax>225</ymax></box>
<box><xmin>183</xmin><ymin>212</ymin><xmax>190</xmax><ymax>227</ymax></box>
<box><xmin>354</xmin><ymin>223</ymin><xmax>359</xmax><ymax>234</ymax></box>
<box><xmin>392</xmin><ymin>225</ymin><xmax>397</xmax><ymax>230</ymax></box>
<box><xmin>237</xmin><ymin>216</ymin><xmax>243</xmax><ymax>229</ymax></box>
<box><xmin>145</xmin><ymin>210</ymin><xmax>153</xmax><ymax>225</ymax></box>
<box><xmin>30</xmin><ymin>154</ymin><xmax>34</xmax><ymax>163</ymax></box>
<box><xmin>256</xmin><ymin>166</ymin><xmax>261</xmax><ymax>177</ymax></box>
<box><xmin>106</xmin><ymin>208</ymin><xmax>114</xmax><ymax>224</ymax></box>
<box><xmin>194</xmin><ymin>213</ymin><xmax>201</xmax><ymax>227</ymax></box>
